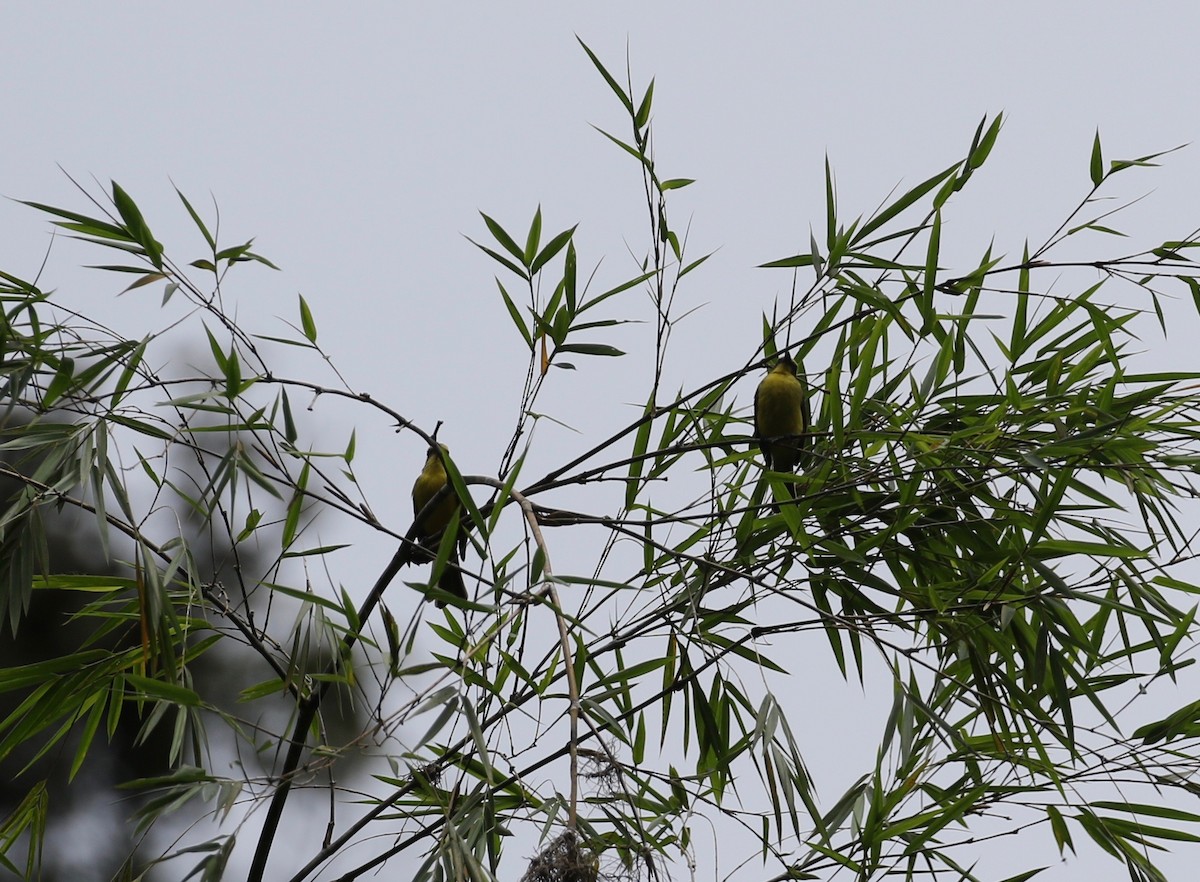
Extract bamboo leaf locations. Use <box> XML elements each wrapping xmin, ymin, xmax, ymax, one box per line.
<box><xmin>299</xmin><ymin>294</ymin><xmax>317</xmax><ymax>343</ymax></box>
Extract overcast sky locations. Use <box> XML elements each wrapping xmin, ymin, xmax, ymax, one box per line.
<box><xmin>5</xmin><ymin>5</ymin><xmax>1200</xmax><ymax>881</ymax></box>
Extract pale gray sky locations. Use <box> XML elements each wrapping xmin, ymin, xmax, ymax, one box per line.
<box><xmin>4</xmin><ymin>5</ymin><xmax>1200</xmax><ymax>881</ymax></box>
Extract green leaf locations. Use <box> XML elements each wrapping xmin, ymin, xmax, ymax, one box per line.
<box><xmin>118</xmin><ymin>272</ymin><xmax>167</xmax><ymax>295</ymax></box>
<box><xmin>557</xmin><ymin>342</ymin><xmax>625</xmax><ymax>357</ymax></box>
<box><xmin>21</xmin><ymin>201</ymin><xmax>127</xmax><ymax>240</ymax></box>
<box><xmin>124</xmin><ymin>674</ymin><xmax>200</xmax><ymax>706</ymax></box>
<box><xmin>440</xmin><ymin>451</ymin><xmax>486</xmax><ymax>537</ymax></box>
<box><xmin>34</xmin><ymin>574</ymin><xmax>137</xmax><ymax>593</ymax></box>
<box><xmin>266</xmin><ymin>580</ymin><xmax>345</xmax><ymax>615</ymax></box>
<box><xmin>69</xmin><ymin>697</ymin><xmax>106</xmax><ymax>781</ymax></box>
<box><xmin>1091</xmin><ymin>801</ymin><xmax>1200</xmax><ymax>823</ymax></box>
<box><xmin>635</xmin><ymin>78</ymin><xmax>654</xmax><ymax>129</ymax></box>
<box><xmin>933</xmin><ymin>169</ymin><xmax>959</xmax><ymax>209</ymax></box>
<box><xmin>175</xmin><ymin>185</ymin><xmax>216</xmax><ymax>250</ymax></box>
<box><xmin>299</xmin><ymin>294</ymin><xmax>317</xmax><ymax>343</ymax></box>
<box><xmin>1090</xmin><ymin>129</ymin><xmax>1104</xmax><ymax>187</ymax></box>
<box><xmin>496</xmin><ymin>279</ymin><xmax>533</xmax><ymax>349</ymax></box>
<box><xmin>968</xmin><ymin>113</ymin><xmax>1003</xmax><ymax>170</ymax></box>
<box><xmin>626</xmin><ymin>397</ymin><xmax>654</xmax><ymax>509</ymax></box>
<box><xmin>759</xmin><ymin>253</ymin><xmax>816</xmax><ymax>269</ymax></box>
<box><xmin>530</xmin><ymin>224</ymin><xmax>576</xmax><ymax>276</ymax></box>
<box><xmin>239</xmin><ymin>679</ymin><xmax>288</xmax><ymax>702</ymax></box>
<box><xmin>381</xmin><ymin>603</ymin><xmax>401</xmax><ymax>673</ymax></box>
<box><xmin>920</xmin><ymin>210</ymin><xmax>941</xmax><ymax>334</ymax></box>
<box><xmin>466</xmin><ymin>236</ymin><xmax>529</xmax><ymax>280</ymax></box>
<box><xmin>564</xmin><ymin>240</ymin><xmax>577</xmax><ymax>312</ymax></box>
<box><xmin>480</xmin><ymin>212</ymin><xmax>526</xmax><ymax>264</ymax></box>
<box><xmin>111</xmin><ymin>182</ymin><xmax>163</xmax><ymax>269</ymax></box>
<box><xmin>1046</xmin><ymin>803</ymin><xmax>1074</xmax><ymax>854</ymax></box>
<box><xmin>242</xmin><ymin>249</ymin><xmax>280</xmax><ymax>270</ymax></box>
<box><xmin>280</xmin><ymin>544</ymin><xmax>351</xmax><ymax>559</ymax></box>
<box><xmin>223</xmin><ymin>348</ymin><xmax>241</xmax><ymax>400</ymax></box>
<box><xmin>1034</xmin><ymin>539</ymin><xmax>1146</xmax><ymax>560</ymax></box>
<box><xmin>679</xmin><ymin>252</ymin><xmax>712</xmax><ymax>278</ymax></box>
<box><xmin>281</xmin><ymin>389</ymin><xmax>298</xmax><ymax>444</ymax></box>
<box><xmin>0</xmin><ymin>781</ymin><xmax>47</xmax><ymax>879</ymax></box>
<box><xmin>108</xmin><ymin>414</ymin><xmax>172</xmax><ymax>441</ymax></box>
<box><xmin>579</xmin><ymin>269</ymin><xmax>655</xmax><ymax>313</ymax></box>
<box><xmin>523</xmin><ymin>205</ymin><xmax>542</xmax><ymax>268</ymax></box>
<box><xmin>577</xmin><ymin>38</ymin><xmax>634</xmax><ymax>114</ymax></box>
<box><xmin>41</xmin><ymin>357</ymin><xmax>75</xmax><ymax>408</ymax></box>
<box><xmin>825</xmin><ymin>154</ymin><xmax>837</xmax><ymax>252</ymax></box>
<box><xmin>204</xmin><ymin>325</ymin><xmax>228</xmax><ymax>373</ymax></box>
<box><xmin>854</xmin><ymin>163</ymin><xmax>957</xmax><ymax>244</ymax></box>
<box><xmin>236</xmin><ymin>509</ymin><xmax>263</xmax><ymax>543</ymax></box>
<box><xmin>591</xmin><ymin>125</ymin><xmax>653</xmax><ymax>171</ymax></box>
<box><xmin>110</xmin><ymin>338</ymin><xmax>148</xmax><ymax>408</ymax></box>
<box><xmin>282</xmin><ymin>462</ymin><xmax>309</xmax><ymax>547</ymax></box>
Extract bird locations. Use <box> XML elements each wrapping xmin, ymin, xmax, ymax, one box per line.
<box><xmin>754</xmin><ymin>351</ymin><xmax>810</xmax><ymax>492</ymax></box>
<box><xmin>408</xmin><ymin>444</ymin><xmax>467</xmax><ymax>605</ymax></box>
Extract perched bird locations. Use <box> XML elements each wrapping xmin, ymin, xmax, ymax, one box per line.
<box><xmin>754</xmin><ymin>352</ymin><xmax>810</xmax><ymax>489</ymax></box>
<box><xmin>408</xmin><ymin>444</ymin><xmax>467</xmax><ymax>604</ymax></box>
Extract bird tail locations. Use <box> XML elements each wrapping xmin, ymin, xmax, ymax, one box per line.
<box><xmin>433</xmin><ymin>551</ymin><xmax>468</xmax><ymax>607</ymax></box>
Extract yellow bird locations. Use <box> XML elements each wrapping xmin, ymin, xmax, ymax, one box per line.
<box><xmin>754</xmin><ymin>351</ymin><xmax>810</xmax><ymax>488</ymax></box>
<box><xmin>408</xmin><ymin>444</ymin><xmax>467</xmax><ymax>604</ymax></box>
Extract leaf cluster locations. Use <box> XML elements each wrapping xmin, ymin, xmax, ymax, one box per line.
<box><xmin>2</xmin><ymin>45</ymin><xmax>1200</xmax><ymax>882</ymax></box>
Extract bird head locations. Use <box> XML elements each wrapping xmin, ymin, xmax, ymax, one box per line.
<box><xmin>772</xmin><ymin>352</ymin><xmax>797</xmax><ymax>374</ymax></box>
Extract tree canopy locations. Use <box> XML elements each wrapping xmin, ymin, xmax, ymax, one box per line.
<box><xmin>4</xmin><ymin>43</ymin><xmax>1200</xmax><ymax>882</ymax></box>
